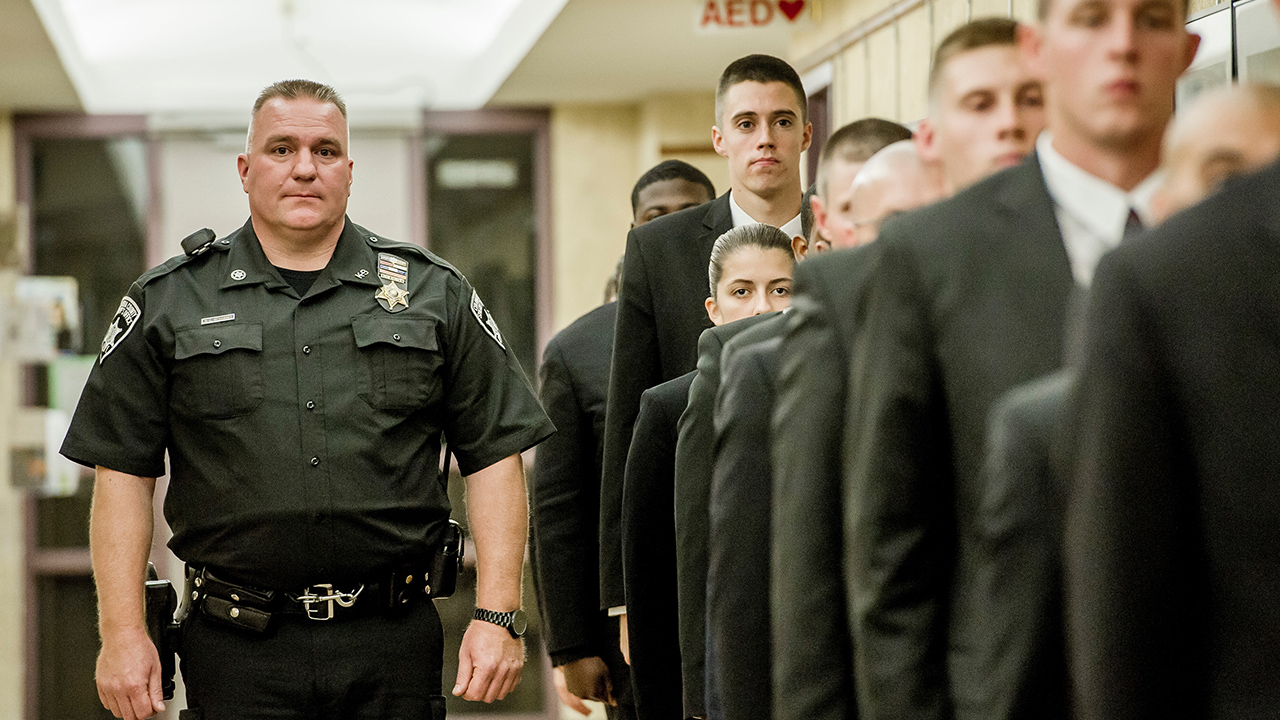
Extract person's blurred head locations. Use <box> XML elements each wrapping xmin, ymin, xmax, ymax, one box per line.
<box><xmin>603</xmin><ymin>254</ymin><xmax>625</xmax><ymax>303</ymax></box>
<box><xmin>844</xmin><ymin>141</ymin><xmax>946</xmax><ymax>248</ymax></box>
<box><xmin>917</xmin><ymin>18</ymin><xmax>1046</xmax><ymax>194</ymax></box>
<box><xmin>631</xmin><ymin>160</ymin><xmax>717</xmax><ymax>227</ymax></box>
<box><xmin>1151</xmin><ymin>84</ymin><xmax>1280</xmax><ymax>223</ymax></box>
<box><xmin>713</xmin><ymin>55</ymin><xmax>812</xmax><ymax>206</ymax></box>
<box><xmin>1020</xmin><ymin>0</ymin><xmax>1198</xmax><ymax>187</ymax></box>
<box><xmin>705</xmin><ymin>223</ymin><xmax>796</xmax><ymax>325</ymax></box>
<box><xmin>808</xmin><ymin>118</ymin><xmax>914</xmax><ymax>254</ymax></box>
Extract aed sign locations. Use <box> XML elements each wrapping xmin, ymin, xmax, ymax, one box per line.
<box><xmin>696</xmin><ymin>0</ymin><xmax>808</xmax><ymax>31</ymax></box>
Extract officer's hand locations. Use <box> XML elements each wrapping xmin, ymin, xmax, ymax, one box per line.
<box><xmin>454</xmin><ymin>619</ymin><xmax>525</xmax><ymax>703</ymax></box>
<box><xmin>96</xmin><ymin>626</ymin><xmax>166</xmax><ymax>720</ymax></box>
<box><xmin>562</xmin><ymin>655</ymin><xmax>615</xmax><ymax>706</ymax></box>
<box><xmin>553</xmin><ymin>667</ymin><xmax>593</xmax><ymax>716</ymax></box>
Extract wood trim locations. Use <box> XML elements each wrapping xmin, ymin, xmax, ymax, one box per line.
<box><xmin>795</xmin><ymin>0</ymin><xmax>927</xmax><ymax>73</ymax></box>
<box><xmin>659</xmin><ymin>143</ymin><xmax>717</xmax><ymax>155</ymax></box>
<box><xmin>27</xmin><ymin>547</ymin><xmax>93</xmax><ymax>575</ymax></box>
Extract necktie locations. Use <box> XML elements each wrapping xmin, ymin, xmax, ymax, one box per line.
<box><xmin>1123</xmin><ymin>208</ymin><xmax>1144</xmax><ymax>241</ymax></box>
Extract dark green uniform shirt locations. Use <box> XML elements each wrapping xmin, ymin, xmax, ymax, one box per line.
<box><xmin>61</xmin><ymin>218</ymin><xmax>555</xmax><ymax>589</ymax></box>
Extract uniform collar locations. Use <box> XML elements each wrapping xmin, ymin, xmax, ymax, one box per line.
<box><xmin>221</xmin><ymin>217</ymin><xmax>384</xmax><ymax>294</ymax></box>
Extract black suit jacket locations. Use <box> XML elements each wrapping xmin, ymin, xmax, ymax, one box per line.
<box><xmin>622</xmin><ymin>372</ymin><xmax>695</xmax><ymax>720</ymax></box>
<box><xmin>708</xmin><ymin>323</ymin><xmax>785</xmax><ymax>720</ymax></box>
<box><xmin>531</xmin><ymin>302</ymin><xmax>618</xmax><ymax>664</ymax></box>
<box><xmin>601</xmin><ymin>194</ymin><xmax>731</xmax><ymax>610</ymax></box>
<box><xmin>1067</xmin><ymin>159</ymin><xmax>1280</xmax><ymax>719</ymax></box>
<box><xmin>971</xmin><ymin>370</ymin><xmax>1073</xmax><ymax>720</ymax></box>
<box><xmin>771</xmin><ymin>247</ymin><xmax>881</xmax><ymax>720</ymax></box>
<box><xmin>673</xmin><ymin>311</ymin><xmax>780</xmax><ymax>717</ymax></box>
<box><xmin>848</xmin><ymin>154</ymin><xmax>1073</xmax><ymax>720</ymax></box>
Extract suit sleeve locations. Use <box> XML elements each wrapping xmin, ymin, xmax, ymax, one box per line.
<box><xmin>771</xmin><ymin>282</ymin><xmax>856</xmax><ymax>720</ymax></box>
<box><xmin>1066</xmin><ymin>252</ymin><xmax>1199</xmax><ymax>720</ymax></box>
<box><xmin>601</xmin><ymin>227</ymin><xmax>658</xmax><ymax>610</ymax></box>
<box><xmin>969</xmin><ymin>376</ymin><xmax>1072</xmax><ymax>720</ymax></box>
<box><xmin>709</xmin><ymin>342</ymin><xmax>776</xmax><ymax>720</ymax></box>
<box><xmin>673</xmin><ymin>330</ymin><xmax>721</xmax><ymax>718</ymax></box>
<box><xmin>530</xmin><ymin>338</ymin><xmax>602</xmax><ymax>663</ymax></box>
<box><xmin>845</xmin><ymin>239</ymin><xmax>953</xmax><ymax>720</ymax></box>
<box><xmin>620</xmin><ymin>389</ymin><xmax>686</xmax><ymax>720</ymax></box>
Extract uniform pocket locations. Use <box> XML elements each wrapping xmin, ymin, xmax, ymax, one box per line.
<box><xmin>352</xmin><ymin>315</ymin><xmax>443</xmax><ymax>412</ymax></box>
<box><xmin>172</xmin><ymin>323</ymin><xmax>264</xmax><ymax>419</ymax></box>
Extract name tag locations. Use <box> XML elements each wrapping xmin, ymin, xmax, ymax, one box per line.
<box><xmin>200</xmin><ymin>313</ymin><xmax>236</xmax><ymax>326</ymax></box>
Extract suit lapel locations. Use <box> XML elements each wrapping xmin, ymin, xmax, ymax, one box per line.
<box><xmin>701</xmin><ymin>193</ymin><xmax>734</xmax><ymax>257</ymax></box>
<box><xmin>992</xmin><ymin>153</ymin><xmax>1076</xmax><ymax>342</ymax></box>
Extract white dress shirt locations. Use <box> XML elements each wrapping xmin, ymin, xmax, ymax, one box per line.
<box><xmin>729</xmin><ymin>190</ymin><xmax>804</xmax><ymax>238</ymax></box>
<box><xmin>1036</xmin><ymin>132</ymin><xmax>1160</xmax><ymax>287</ymax></box>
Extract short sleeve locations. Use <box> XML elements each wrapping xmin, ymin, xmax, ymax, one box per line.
<box><xmin>441</xmin><ymin>277</ymin><xmax>555</xmax><ymax>476</ymax></box>
<box><xmin>60</xmin><ymin>283</ymin><xmax>170</xmax><ymax>478</ymax></box>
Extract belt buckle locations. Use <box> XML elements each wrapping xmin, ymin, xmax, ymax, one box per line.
<box><xmin>300</xmin><ymin>583</ymin><xmax>336</xmax><ymax>621</ymax></box>
<box><xmin>297</xmin><ymin>583</ymin><xmax>364</xmax><ymax>621</ymax></box>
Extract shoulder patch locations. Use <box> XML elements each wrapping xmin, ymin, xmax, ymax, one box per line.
<box><xmin>100</xmin><ymin>296</ymin><xmax>141</xmax><ymax>363</ymax></box>
<box><xmin>470</xmin><ymin>289</ymin><xmax>505</xmax><ymax>349</ymax></box>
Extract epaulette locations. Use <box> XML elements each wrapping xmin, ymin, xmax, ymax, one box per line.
<box><xmin>352</xmin><ymin>222</ymin><xmax>465</xmax><ymax>280</ymax></box>
<box><xmin>135</xmin><ymin>228</ymin><xmax>229</xmax><ymax>287</ymax></box>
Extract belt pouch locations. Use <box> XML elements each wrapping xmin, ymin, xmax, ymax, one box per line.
<box><xmin>200</xmin><ymin>595</ymin><xmax>273</xmax><ymax>634</ymax></box>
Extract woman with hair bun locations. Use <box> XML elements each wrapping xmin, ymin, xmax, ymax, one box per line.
<box><xmin>620</xmin><ymin>223</ymin><xmax>796</xmax><ymax>719</ymax></box>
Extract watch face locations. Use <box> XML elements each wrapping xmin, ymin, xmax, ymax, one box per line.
<box><xmin>511</xmin><ymin>609</ymin><xmax>528</xmax><ymax>637</ymax></box>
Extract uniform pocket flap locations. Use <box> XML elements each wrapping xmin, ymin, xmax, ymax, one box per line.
<box><xmin>351</xmin><ymin>315</ymin><xmax>438</xmax><ymax>351</ymax></box>
<box><xmin>175</xmin><ymin>323</ymin><xmax>263</xmax><ymax>360</ymax></box>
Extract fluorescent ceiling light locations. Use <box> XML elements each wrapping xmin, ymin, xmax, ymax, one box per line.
<box><xmin>32</xmin><ymin>0</ymin><xmax>568</xmax><ymax>119</ymax></box>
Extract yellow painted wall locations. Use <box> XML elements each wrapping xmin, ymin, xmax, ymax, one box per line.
<box><xmin>549</xmin><ymin>92</ymin><xmax>724</xmax><ymax>334</ymax></box>
<box><xmin>795</xmin><ymin>0</ymin><xmax>1036</xmax><ymax>127</ymax></box>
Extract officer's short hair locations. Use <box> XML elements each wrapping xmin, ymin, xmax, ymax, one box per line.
<box><xmin>816</xmin><ymin>119</ymin><xmax>914</xmax><ymax>198</ymax></box>
<box><xmin>716</xmin><ymin>54</ymin><xmax>808</xmax><ymax>125</ymax></box>
<box><xmin>247</xmin><ymin>79</ymin><xmax>348</xmax><ymax>151</ymax></box>
<box><xmin>630</xmin><ymin>160</ymin><xmax>717</xmax><ymax>213</ymax></box>
<box><xmin>708</xmin><ymin>224</ymin><xmax>794</xmax><ymax>297</ymax></box>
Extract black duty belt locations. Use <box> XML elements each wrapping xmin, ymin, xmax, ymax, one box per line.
<box><xmin>187</xmin><ymin>564</ymin><xmax>438</xmax><ymax>632</ymax></box>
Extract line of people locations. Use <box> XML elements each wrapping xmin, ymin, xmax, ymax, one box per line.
<box><xmin>530</xmin><ymin>0</ymin><xmax>1280</xmax><ymax>716</ymax></box>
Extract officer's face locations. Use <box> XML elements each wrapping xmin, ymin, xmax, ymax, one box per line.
<box><xmin>1022</xmin><ymin>0</ymin><xmax>1198</xmax><ymax>152</ymax></box>
<box><xmin>811</xmin><ymin>157</ymin><xmax>864</xmax><ymax>250</ymax></box>
<box><xmin>712</xmin><ymin>81</ymin><xmax>812</xmax><ymax>200</ymax></box>
<box><xmin>238</xmin><ymin>97</ymin><xmax>354</xmax><ymax>241</ymax></box>
<box><xmin>704</xmin><ymin>246</ymin><xmax>794</xmax><ymax>326</ymax></box>
<box><xmin>632</xmin><ymin>178</ymin><xmax>714</xmax><ymax>227</ymax></box>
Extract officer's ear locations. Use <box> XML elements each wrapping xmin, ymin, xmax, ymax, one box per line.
<box><xmin>705</xmin><ymin>296</ymin><xmax>723</xmax><ymax>326</ymax></box>
<box><xmin>238</xmin><ymin>153</ymin><xmax>251</xmax><ymax>193</ymax></box>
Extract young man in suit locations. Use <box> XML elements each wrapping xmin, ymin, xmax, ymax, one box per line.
<box><xmin>672</xmin><ymin>117</ymin><xmax>912</xmax><ymax>720</ymax></box>
<box><xmin>598</xmin><ymin>54</ymin><xmax>811</xmax><ymax>699</ymax></box>
<box><xmin>1066</xmin><ymin>105</ymin><xmax>1280</xmax><ymax>718</ymax></box>
<box><xmin>531</xmin><ymin>161</ymin><xmax>714</xmax><ymax>718</ymax></box>
<box><xmin>770</xmin><ymin>18</ymin><xmax>1045</xmax><ymax>720</ymax></box>
<box><xmin>968</xmin><ymin>81</ymin><xmax>1280</xmax><ymax>720</ymax></box>
<box><xmin>844</xmin><ymin>0</ymin><xmax>1197</xmax><ymax>717</ymax></box>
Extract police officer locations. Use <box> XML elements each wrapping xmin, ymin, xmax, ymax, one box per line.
<box><xmin>60</xmin><ymin>79</ymin><xmax>555</xmax><ymax>720</ymax></box>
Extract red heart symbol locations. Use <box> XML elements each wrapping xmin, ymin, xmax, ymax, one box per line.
<box><xmin>779</xmin><ymin>0</ymin><xmax>805</xmax><ymax>20</ymax></box>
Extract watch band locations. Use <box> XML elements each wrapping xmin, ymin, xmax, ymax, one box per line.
<box><xmin>473</xmin><ymin>607</ymin><xmax>527</xmax><ymax>638</ymax></box>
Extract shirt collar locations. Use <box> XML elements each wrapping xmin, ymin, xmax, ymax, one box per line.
<box><xmin>729</xmin><ymin>190</ymin><xmax>804</xmax><ymax>239</ymax></box>
<box><xmin>221</xmin><ymin>217</ymin><xmax>384</xmax><ymax>294</ymax></box>
<box><xmin>1036</xmin><ymin>132</ymin><xmax>1161</xmax><ymax>240</ymax></box>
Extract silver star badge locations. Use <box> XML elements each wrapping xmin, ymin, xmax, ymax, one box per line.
<box><xmin>375</xmin><ymin>281</ymin><xmax>410</xmax><ymax>312</ymax></box>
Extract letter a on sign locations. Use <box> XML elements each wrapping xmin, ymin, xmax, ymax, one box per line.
<box><xmin>696</xmin><ymin>0</ymin><xmax>806</xmax><ymax>31</ymax></box>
